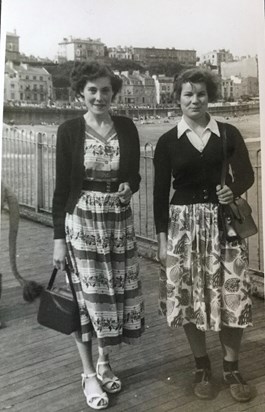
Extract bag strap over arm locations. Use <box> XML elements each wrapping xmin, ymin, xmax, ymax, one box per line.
<box><xmin>47</xmin><ymin>264</ymin><xmax>78</xmax><ymax>303</ymax></box>
<box><xmin>221</xmin><ymin>124</ymin><xmax>227</xmax><ymax>189</ymax></box>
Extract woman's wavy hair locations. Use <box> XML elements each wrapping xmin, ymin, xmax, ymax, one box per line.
<box><xmin>173</xmin><ymin>68</ymin><xmax>220</xmax><ymax>102</ymax></box>
<box><xmin>70</xmin><ymin>61</ymin><xmax>122</xmax><ymax>100</ymax></box>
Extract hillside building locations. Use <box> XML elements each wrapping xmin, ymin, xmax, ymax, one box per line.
<box><xmin>58</xmin><ymin>36</ymin><xmax>106</xmax><ymax>62</ymax></box>
<box><xmin>152</xmin><ymin>75</ymin><xmax>174</xmax><ymax>104</ymax></box>
<box><xmin>200</xmin><ymin>49</ymin><xmax>233</xmax><ymax>74</ymax></box>
<box><xmin>5</xmin><ymin>31</ymin><xmax>20</xmax><ymax>63</ymax></box>
<box><xmin>4</xmin><ymin>61</ymin><xmax>53</xmax><ymax>103</ymax></box>
<box><xmin>116</xmin><ymin>71</ymin><xmax>156</xmax><ymax>106</ymax></box>
<box><xmin>221</xmin><ymin>75</ymin><xmax>259</xmax><ymax>101</ymax></box>
<box><xmin>132</xmin><ymin>47</ymin><xmax>196</xmax><ymax>66</ymax></box>
<box><xmin>108</xmin><ymin>46</ymin><xmax>133</xmax><ymax>60</ymax></box>
<box><xmin>221</xmin><ymin>57</ymin><xmax>258</xmax><ymax>79</ymax></box>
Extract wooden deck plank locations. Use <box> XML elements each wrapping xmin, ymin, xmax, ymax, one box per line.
<box><xmin>1</xmin><ymin>213</ymin><xmax>265</xmax><ymax>411</ymax></box>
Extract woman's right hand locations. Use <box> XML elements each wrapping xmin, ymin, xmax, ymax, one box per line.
<box><xmin>53</xmin><ymin>239</ymin><xmax>67</xmax><ymax>270</ymax></box>
<box><xmin>157</xmin><ymin>233</ymin><xmax>168</xmax><ymax>267</ymax></box>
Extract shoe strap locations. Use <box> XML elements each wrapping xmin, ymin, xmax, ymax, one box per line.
<box><xmin>97</xmin><ymin>361</ymin><xmax>110</xmax><ymax>366</ymax></box>
<box><xmin>224</xmin><ymin>370</ymin><xmax>246</xmax><ymax>385</ymax></box>
<box><xmin>195</xmin><ymin>368</ymin><xmax>211</xmax><ymax>381</ymax></box>
<box><xmin>81</xmin><ymin>372</ymin><xmax>97</xmax><ymax>388</ymax></box>
<box><xmin>96</xmin><ymin>360</ymin><xmax>112</xmax><ymax>376</ymax></box>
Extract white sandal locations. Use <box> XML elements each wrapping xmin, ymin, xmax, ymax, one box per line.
<box><xmin>81</xmin><ymin>372</ymin><xmax>109</xmax><ymax>410</ymax></box>
<box><xmin>96</xmin><ymin>361</ymin><xmax>122</xmax><ymax>394</ymax></box>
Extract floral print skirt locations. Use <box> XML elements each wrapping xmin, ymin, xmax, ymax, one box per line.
<box><xmin>159</xmin><ymin>203</ymin><xmax>252</xmax><ymax>331</ymax></box>
<box><xmin>65</xmin><ymin>190</ymin><xmax>144</xmax><ymax>349</ymax></box>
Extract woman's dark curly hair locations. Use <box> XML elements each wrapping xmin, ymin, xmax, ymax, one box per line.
<box><xmin>173</xmin><ymin>68</ymin><xmax>220</xmax><ymax>102</ymax></box>
<box><xmin>70</xmin><ymin>61</ymin><xmax>123</xmax><ymax>99</ymax></box>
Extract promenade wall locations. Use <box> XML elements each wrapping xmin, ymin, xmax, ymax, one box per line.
<box><xmin>3</xmin><ymin>102</ymin><xmax>260</xmax><ymax>125</ymax></box>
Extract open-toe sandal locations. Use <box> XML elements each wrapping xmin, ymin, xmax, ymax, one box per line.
<box><xmin>96</xmin><ymin>361</ymin><xmax>122</xmax><ymax>394</ymax></box>
<box><xmin>81</xmin><ymin>372</ymin><xmax>109</xmax><ymax>410</ymax></box>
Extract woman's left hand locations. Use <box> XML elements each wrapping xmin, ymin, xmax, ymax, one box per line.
<box><xmin>216</xmin><ymin>184</ymin><xmax>234</xmax><ymax>204</ymax></box>
<box><xmin>118</xmin><ymin>182</ymin><xmax>132</xmax><ymax>204</ymax></box>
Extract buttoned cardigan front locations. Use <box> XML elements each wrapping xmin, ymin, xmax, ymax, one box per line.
<box><xmin>52</xmin><ymin>115</ymin><xmax>141</xmax><ymax>239</ymax></box>
<box><xmin>153</xmin><ymin>121</ymin><xmax>254</xmax><ymax>234</ymax></box>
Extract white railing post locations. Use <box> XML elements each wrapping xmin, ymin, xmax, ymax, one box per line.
<box><xmin>35</xmin><ymin>132</ymin><xmax>44</xmax><ymax>211</ymax></box>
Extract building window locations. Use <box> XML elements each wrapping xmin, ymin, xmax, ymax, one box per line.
<box><xmin>40</xmin><ymin>85</ymin><xmax>44</xmax><ymax>92</ymax></box>
<box><xmin>34</xmin><ymin>93</ymin><xmax>38</xmax><ymax>100</ymax></box>
<box><xmin>40</xmin><ymin>76</ymin><xmax>43</xmax><ymax>81</ymax></box>
<box><xmin>11</xmin><ymin>93</ymin><xmax>15</xmax><ymax>99</ymax></box>
<box><xmin>20</xmin><ymin>93</ymin><xmax>23</xmax><ymax>100</ymax></box>
<box><xmin>26</xmin><ymin>75</ymin><xmax>29</xmax><ymax>80</ymax></box>
<box><xmin>11</xmin><ymin>84</ymin><xmax>15</xmax><ymax>88</ymax></box>
<box><xmin>33</xmin><ymin>84</ymin><xmax>37</xmax><ymax>90</ymax></box>
<box><xmin>33</xmin><ymin>76</ymin><xmax>36</xmax><ymax>80</ymax></box>
<box><xmin>40</xmin><ymin>94</ymin><xmax>44</xmax><ymax>101</ymax></box>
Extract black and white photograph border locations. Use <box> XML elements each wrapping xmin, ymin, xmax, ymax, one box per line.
<box><xmin>0</xmin><ymin>1</ymin><xmax>265</xmax><ymax>411</ymax></box>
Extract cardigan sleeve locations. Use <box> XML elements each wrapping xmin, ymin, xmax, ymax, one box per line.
<box><xmin>52</xmin><ymin>123</ymin><xmax>72</xmax><ymax>239</ymax></box>
<box><xmin>127</xmin><ymin>120</ymin><xmax>141</xmax><ymax>194</ymax></box>
<box><xmin>226</xmin><ymin>124</ymin><xmax>254</xmax><ymax>197</ymax></box>
<box><xmin>153</xmin><ymin>133</ymin><xmax>172</xmax><ymax>234</ymax></box>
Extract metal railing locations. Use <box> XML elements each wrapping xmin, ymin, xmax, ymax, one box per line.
<box><xmin>2</xmin><ymin>126</ymin><xmax>264</xmax><ymax>274</ymax></box>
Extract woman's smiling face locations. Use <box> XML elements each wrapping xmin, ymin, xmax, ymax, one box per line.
<box><xmin>178</xmin><ymin>81</ymin><xmax>209</xmax><ymax>121</ymax></box>
<box><xmin>82</xmin><ymin>77</ymin><xmax>113</xmax><ymax>116</ymax></box>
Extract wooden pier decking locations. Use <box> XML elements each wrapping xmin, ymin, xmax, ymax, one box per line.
<box><xmin>1</xmin><ymin>213</ymin><xmax>265</xmax><ymax>412</ymax></box>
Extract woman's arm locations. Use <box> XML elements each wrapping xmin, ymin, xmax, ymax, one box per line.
<box><xmin>127</xmin><ymin>121</ymin><xmax>141</xmax><ymax>194</ymax></box>
<box><xmin>53</xmin><ymin>238</ymin><xmax>67</xmax><ymax>270</ymax></box>
<box><xmin>153</xmin><ymin>134</ymin><xmax>172</xmax><ymax>234</ymax></box>
<box><xmin>227</xmin><ymin>125</ymin><xmax>254</xmax><ymax>197</ymax></box>
<box><xmin>52</xmin><ymin>123</ymin><xmax>71</xmax><ymax>239</ymax></box>
<box><xmin>157</xmin><ymin>232</ymin><xmax>168</xmax><ymax>267</ymax></box>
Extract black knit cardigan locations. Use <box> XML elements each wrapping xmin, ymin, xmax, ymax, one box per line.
<box><xmin>153</xmin><ymin>121</ymin><xmax>254</xmax><ymax>234</ymax></box>
<box><xmin>52</xmin><ymin>115</ymin><xmax>141</xmax><ymax>239</ymax></box>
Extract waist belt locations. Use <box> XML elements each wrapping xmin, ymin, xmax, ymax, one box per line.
<box><xmin>82</xmin><ymin>180</ymin><xmax>120</xmax><ymax>193</ymax></box>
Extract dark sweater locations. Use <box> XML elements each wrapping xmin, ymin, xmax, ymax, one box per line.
<box><xmin>153</xmin><ymin>121</ymin><xmax>254</xmax><ymax>234</ymax></box>
<box><xmin>52</xmin><ymin>115</ymin><xmax>141</xmax><ymax>239</ymax></box>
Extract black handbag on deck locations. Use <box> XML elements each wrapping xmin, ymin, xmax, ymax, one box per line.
<box><xmin>219</xmin><ymin>125</ymin><xmax>258</xmax><ymax>240</ymax></box>
<box><xmin>37</xmin><ymin>265</ymin><xmax>80</xmax><ymax>335</ymax></box>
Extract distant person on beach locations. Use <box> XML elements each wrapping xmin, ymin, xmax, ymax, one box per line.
<box><xmin>153</xmin><ymin>68</ymin><xmax>254</xmax><ymax>402</ymax></box>
<box><xmin>52</xmin><ymin>61</ymin><xmax>144</xmax><ymax>410</ymax></box>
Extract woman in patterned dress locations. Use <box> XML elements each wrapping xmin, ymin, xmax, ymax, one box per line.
<box><xmin>52</xmin><ymin>62</ymin><xmax>144</xmax><ymax>410</ymax></box>
<box><xmin>153</xmin><ymin>68</ymin><xmax>254</xmax><ymax>402</ymax></box>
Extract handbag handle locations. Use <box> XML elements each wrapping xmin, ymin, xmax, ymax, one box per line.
<box><xmin>47</xmin><ymin>264</ymin><xmax>78</xmax><ymax>303</ymax></box>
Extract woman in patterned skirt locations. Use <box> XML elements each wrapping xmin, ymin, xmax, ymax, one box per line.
<box><xmin>153</xmin><ymin>68</ymin><xmax>254</xmax><ymax>402</ymax></box>
<box><xmin>52</xmin><ymin>62</ymin><xmax>144</xmax><ymax>410</ymax></box>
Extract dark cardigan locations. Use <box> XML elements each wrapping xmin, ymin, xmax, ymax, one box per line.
<box><xmin>52</xmin><ymin>115</ymin><xmax>141</xmax><ymax>239</ymax></box>
<box><xmin>153</xmin><ymin>121</ymin><xmax>254</xmax><ymax>234</ymax></box>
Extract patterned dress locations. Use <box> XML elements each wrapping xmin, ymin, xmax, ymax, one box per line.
<box><xmin>159</xmin><ymin>204</ymin><xmax>252</xmax><ymax>331</ymax></box>
<box><xmin>65</xmin><ymin>124</ymin><xmax>144</xmax><ymax>350</ymax></box>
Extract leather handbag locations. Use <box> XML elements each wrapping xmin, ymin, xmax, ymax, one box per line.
<box><xmin>220</xmin><ymin>125</ymin><xmax>258</xmax><ymax>240</ymax></box>
<box><xmin>37</xmin><ymin>265</ymin><xmax>80</xmax><ymax>335</ymax></box>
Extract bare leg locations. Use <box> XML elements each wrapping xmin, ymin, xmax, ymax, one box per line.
<box><xmin>73</xmin><ymin>332</ymin><xmax>107</xmax><ymax>406</ymax></box>
<box><xmin>219</xmin><ymin>326</ymin><xmax>243</xmax><ymax>361</ymax></box>
<box><xmin>97</xmin><ymin>346</ymin><xmax>121</xmax><ymax>392</ymax></box>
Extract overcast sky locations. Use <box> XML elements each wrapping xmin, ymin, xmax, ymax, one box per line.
<box><xmin>1</xmin><ymin>0</ymin><xmax>264</xmax><ymax>60</ymax></box>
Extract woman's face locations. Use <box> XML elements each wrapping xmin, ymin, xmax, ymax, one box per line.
<box><xmin>178</xmin><ymin>82</ymin><xmax>209</xmax><ymax>121</ymax></box>
<box><xmin>82</xmin><ymin>77</ymin><xmax>114</xmax><ymax>116</ymax></box>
